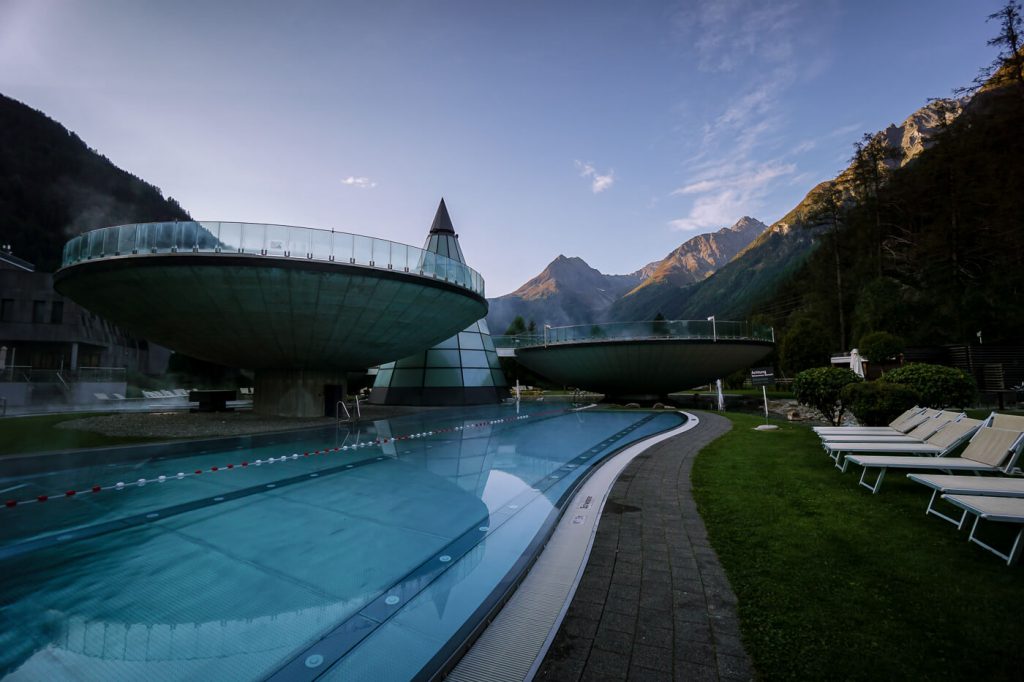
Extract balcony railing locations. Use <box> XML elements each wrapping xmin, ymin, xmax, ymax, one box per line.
<box><xmin>492</xmin><ymin>319</ymin><xmax>774</xmax><ymax>349</ymax></box>
<box><xmin>60</xmin><ymin>221</ymin><xmax>485</xmax><ymax>297</ymax></box>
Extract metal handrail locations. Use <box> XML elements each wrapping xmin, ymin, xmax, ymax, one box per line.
<box><xmin>60</xmin><ymin>221</ymin><xmax>486</xmax><ymax>298</ymax></box>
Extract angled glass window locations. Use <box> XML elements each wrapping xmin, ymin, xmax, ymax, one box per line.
<box><xmin>460</xmin><ymin>350</ymin><xmax>489</xmax><ymax>368</ymax></box>
<box><xmin>391</xmin><ymin>369</ymin><xmax>424</xmax><ymax>387</ymax></box>
<box><xmin>394</xmin><ymin>354</ymin><xmax>426</xmax><ymax>369</ymax></box>
<box><xmin>433</xmin><ymin>335</ymin><xmax>459</xmax><ymax>349</ymax></box>
<box><xmin>426</xmin><ymin>349</ymin><xmax>461</xmax><ymax>367</ymax></box>
<box><xmin>458</xmin><ymin>332</ymin><xmax>484</xmax><ymax>350</ymax></box>
<box><xmin>462</xmin><ymin>368</ymin><xmax>493</xmax><ymax>387</ymax></box>
<box><xmin>425</xmin><ymin>368</ymin><xmax>463</xmax><ymax>387</ymax></box>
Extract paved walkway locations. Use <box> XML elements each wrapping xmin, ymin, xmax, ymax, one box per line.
<box><xmin>535</xmin><ymin>412</ymin><xmax>754</xmax><ymax>681</ymax></box>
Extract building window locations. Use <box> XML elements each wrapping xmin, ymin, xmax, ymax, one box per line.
<box><xmin>0</xmin><ymin>299</ymin><xmax>13</xmax><ymax>322</ymax></box>
<box><xmin>32</xmin><ymin>300</ymin><xmax>47</xmax><ymax>323</ymax></box>
<box><xmin>50</xmin><ymin>301</ymin><xmax>64</xmax><ymax>324</ymax></box>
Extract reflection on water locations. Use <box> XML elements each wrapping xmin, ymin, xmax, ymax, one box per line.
<box><xmin>0</xmin><ymin>405</ymin><xmax>683</xmax><ymax>680</ymax></box>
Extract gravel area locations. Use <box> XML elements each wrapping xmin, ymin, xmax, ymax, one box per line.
<box><xmin>54</xmin><ymin>405</ymin><xmax>436</xmax><ymax>439</ymax></box>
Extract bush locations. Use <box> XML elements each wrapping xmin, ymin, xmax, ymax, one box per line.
<box><xmin>858</xmin><ymin>331</ymin><xmax>904</xmax><ymax>363</ymax></box>
<box><xmin>880</xmin><ymin>363</ymin><xmax>976</xmax><ymax>408</ymax></box>
<box><xmin>841</xmin><ymin>381</ymin><xmax>920</xmax><ymax>426</ymax></box>
<box><xmin>793</xmin><ymin>366</ymin><xmax>863</xmax><ymax>425</ymax></box>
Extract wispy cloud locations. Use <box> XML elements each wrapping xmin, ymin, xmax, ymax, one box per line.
<box><xmin>574</xmin><ymin>160</ymin><xmax>615</xmax><ymax>193</ymax></box>
<box><xmin>828</xmin><ymin>122</ymin><xmax>864</xmax><ymax>139</ymax></box>
<box><xmin>792</xmin><ymin>139</ymin><xmax>817</xmax><ymax>154</ymax></box>
<box><xmin>668</xmin><ymin>161</ymin><xmax>795</xmax><ymax>231</ymax></box>
<box><xmin>341</xmin><ymin>176</ymin><xmax>377</xmax><ymax>189</ymax></box>
<box><xmin>676</xmin><ymin>0</ymin><xmax>803</xmax><ymax>74</ymax></box>
<box><xmin>667</xmin><ymin>0</ymin><xmax>836</xmax><ymax>233</ymax></box>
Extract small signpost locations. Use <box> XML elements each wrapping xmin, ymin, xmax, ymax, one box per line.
<box><xmin>751</xmin><ymin>367</ymin><xmax>774</xmax><ymax>421</ymax></box>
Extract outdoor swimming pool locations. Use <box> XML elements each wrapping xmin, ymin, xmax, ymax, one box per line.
<box><xmin>0</xmin><ymin>404</ymin><xmax>685</xmax><ymax>680</ymax></box>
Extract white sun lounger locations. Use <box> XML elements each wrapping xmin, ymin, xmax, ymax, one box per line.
<box><xmin>907</xmin><ymin>473</ymin><xmax>1024</xmax><ymax>526</ymax></box>
<box><xmin>991</xmin><ymin>413</ymin><xmax>1024</xmax><ymax>431</ymax></box>
<box><xmin>821</xmin><ymin>412</ymin><xmax>961</xmax><ymax>445</ymax></box>
<box><xmin>827</xmin><ymin>418</ymin><xmax>982</xmax><ymax>468</ymax></box>
<box><xmin>941</xmin><ymin>494</ymin><xmax>1024</xmax><ymax>566</ymax></box>
<box><xmin>843</xmin><ymin>427</ymin><xmax>1024</xmax><ymax>493</ymax></box>
<box><xmin>813</xmin><ymin>407</ymin><xmax>934</xmax><ymax>436</ymax></box>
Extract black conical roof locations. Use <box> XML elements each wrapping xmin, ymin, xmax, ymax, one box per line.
<box><xmin>429</xmin><ymin>198</ymin><xmax>456</xmax><ymax>235</ymax></box>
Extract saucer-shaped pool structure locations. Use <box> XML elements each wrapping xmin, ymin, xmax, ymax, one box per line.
<box><xmin>54</xmin><ymin>205</ymin><xmax>486</xmax><ymax>415</ymax></box>
<box><xmin>495</xmin><ymin>319</ymin><xmax>774</xmax><ymax>401</ymax></box>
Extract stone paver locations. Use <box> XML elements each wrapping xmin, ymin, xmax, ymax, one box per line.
<box><xmin>536</xmin><ymin>412</ymin><xmax>755</xmax><ymax>681</ymax></box>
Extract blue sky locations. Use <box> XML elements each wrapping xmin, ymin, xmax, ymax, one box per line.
<box><xmin>0</xmin><ymin>0</ymin><xmax>1006</xmax><ymax>295</ymax></box>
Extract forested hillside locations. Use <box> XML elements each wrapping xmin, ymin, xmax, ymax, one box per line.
<box><xmin>0</xmin><ymin>94</ymin><xmax>190</xmax><ymax>271</ymax></box>
<box><xmin>761</xmin><ymin>80</ymin><xmax>1024</xmax><ymax>364</ymax></box>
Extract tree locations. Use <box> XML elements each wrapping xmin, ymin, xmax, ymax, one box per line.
<box><xmin>793</xmin><ymin>366</ymin><xmax>862</xmax><ymax>426</ymax></box>
<box><xmin>504</xmin><ymin>315</ymin><xmax>527</xmax><ymax>336</ymax></box>
<box><xmin>807</xmin><ymin>182</ymin><xmax>848</xmax><ymax>349</ymax></box>
<box><xmin>964</xmin><ymin>1</ymin><xmax>1024</xmax><ymax>98</ymax></box>
<box><xmin>858</xmin><ymin>331</ymin><xmax>904</xmax><ymax>364</ymax></box>
<box><xmin>850</xmin><ymin>133</ymin><xmax>900</xmax><ymax>277</ymax></box>
<box><xmin>652</xmin><ymin>311</ymin><xmax>668</xmax><ymax>336</ymax></box>
<box><xmin>779</xmin><ymin>316</ymin><xmax>832</xmax><ymax>375</ymax></box>
<box><xmin>527</xmin><ymin>319</ymin><xmax>537</xmax><ymax>333</ymax></box>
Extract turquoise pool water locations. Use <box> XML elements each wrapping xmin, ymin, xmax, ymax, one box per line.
<box><xmin>0</xmin><ymin>405</ymin><xmax>684</xmax><ymax>680</ymax></box>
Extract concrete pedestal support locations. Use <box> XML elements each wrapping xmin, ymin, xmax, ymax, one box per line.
<box><xmin>254</xmin><ymin>369</ymin><xmax>348</xmax><ymax>418</ymax></box>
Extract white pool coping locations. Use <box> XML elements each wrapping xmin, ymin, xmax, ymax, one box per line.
<box><xmin>446</xmin><ymin>411</ymin><xmax>701</xmax><ymax>682</ymax></box>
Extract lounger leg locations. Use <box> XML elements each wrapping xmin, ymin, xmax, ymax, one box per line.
<box><xmin>966</xmin><ymin>516</ymin><xmax>1024</xmax><ymax>566</ymax></box>
<box><xmin>925</xmin><ymin>489</ymin><xmax>967</xmax><ymax>527</ymax></box>
<box><xmin>857</xmin><ymin>466</ymin><xmax>886</xmax><ymax>493</ymax></box>
<box><xmin>1010</xmin><ymin>528</ymin><xmax>1023</xmax><ymax>566</ymax></box>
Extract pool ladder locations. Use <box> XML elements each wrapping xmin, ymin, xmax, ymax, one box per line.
<box><xmin>336</xmin><ymin>395</ymin><xmax>362</xmax><ymax>423</ymax></box>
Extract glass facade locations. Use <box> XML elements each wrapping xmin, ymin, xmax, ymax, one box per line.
<box><xmin>59</xmin><ymin>221</ymin><xmax>486</xmax><ymax>298</ymax></box>
<box><xmin>369</xmin><ymin>199</ymin><xmax>506</xmax><ymax>405</ymax></box>
<box><xmin>370</xmin><ymin>318</ymin><xmax>508</xmax><ymax>405</ymax></box>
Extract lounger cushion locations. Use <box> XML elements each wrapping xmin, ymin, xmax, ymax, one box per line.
<box><xmin>942</xmin><ymin>494</ymin><xmax>1024</xmax><ymax>522</ymax></box>
<box><xmin>964</xmin><ymin>428</ymin><xmax>1023</xmax><ymax>466</ymax></box>
<box><xmin>907</xmin><ymin>474</ymin><xmax>1024</xmax><ymax>497</ymax></box>
<box><xmin>845</xmin><ymin>455</ymin><xmax>995</xmax><ymax>470</ymax></box>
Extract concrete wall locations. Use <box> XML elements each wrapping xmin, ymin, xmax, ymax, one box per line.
<box><xmin>254</xmin><ymin>369</ymin><xmax>348</xmax><ymax>418</ymax></box>
<box><xmin>0</xmin><ymin>382</ymin><xmax>31</xmax><ymax>407</ymax></box>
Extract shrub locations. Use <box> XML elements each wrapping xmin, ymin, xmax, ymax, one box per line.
<box><xmin>841</xmin><ymin>381</ymin><xmax>920</xmax><ymax>426</ymax></box>
<box><xmin>793</xmin><ymin>366</ymin><xmax>863</xmax><ymax>425</ymax></box>
<box><xmin>880</xmin><ymin>363</ymin><xmax>976</xmax><ymax>408</ymax></box>
<box><xmin>858</xmin><ymin>331</ymin><xmax>904</xmax><ymax>363</ymax></box>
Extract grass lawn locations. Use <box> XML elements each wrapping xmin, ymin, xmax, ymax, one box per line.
<box><xmin>691</xmin><ymin>412</ymin><xmax>1024</xmax><ymax>681</ymax></box>
<box><xmin>0</xmin><ymin>413</ymin><xmax>159</xmax><ymax>456</ymax></box>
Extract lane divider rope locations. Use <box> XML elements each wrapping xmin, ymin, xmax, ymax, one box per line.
<box><xmin>3</xmin><ymin>412</ymin><xmax>549</xmax><ymax>509</ymax></box>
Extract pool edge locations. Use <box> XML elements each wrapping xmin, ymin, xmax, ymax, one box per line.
<box><xmin>433</xmin><ymin>410</ymin><xmax>701</xmax><ymax>682</ymax></box>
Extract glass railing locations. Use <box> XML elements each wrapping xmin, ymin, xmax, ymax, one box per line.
<box><xmin>60</xmin><ymin>221</ymin><xmax>486</xmax><ymax>297</ymax></box>
<box><xmin>491</xmin><ymin>319</ymin><xmax>774</xmax><ymax>349</ymax></box>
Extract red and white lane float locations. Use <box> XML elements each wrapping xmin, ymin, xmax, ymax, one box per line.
<box><xmin>3</xmin><ymin>413</ymin><xmax>536</xmax><ymax>509</ymax></box>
